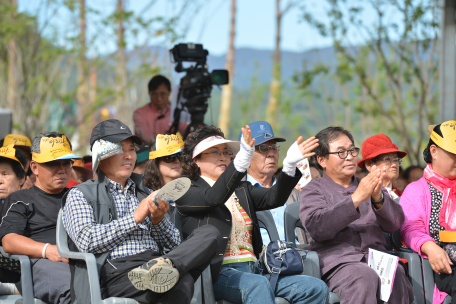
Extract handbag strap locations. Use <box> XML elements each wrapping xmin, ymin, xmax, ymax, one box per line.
<box><xmin>269</xmin><ymin>254</ymin><xmax>283</xmax><ymax>292</ymax></box>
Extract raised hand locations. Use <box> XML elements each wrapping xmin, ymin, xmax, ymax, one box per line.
<box><xmin>296</xmin><ymin>136</ymin><xmax>319</xmax><ymax>158</ymax></box>
<box><xmin>241</xmin><ymin>125</ymin><xmax>255</xmax><ymax>148</ymax></box>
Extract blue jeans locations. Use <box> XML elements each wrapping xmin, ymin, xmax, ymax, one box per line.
<box><xmin>213</xmin><ymin>262</ymin><xmax>329</xmax><ymax>304</ymax></box>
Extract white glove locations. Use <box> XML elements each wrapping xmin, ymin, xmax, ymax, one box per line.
<box><xmin>233</xmin><ymin>136</ymin><xmax>255</xmax><ymax>173</ymax></box>
<box><xmin>282</xmin><ymin>141</ymin><xmax>303</xmax><ymax>177</ymax></box>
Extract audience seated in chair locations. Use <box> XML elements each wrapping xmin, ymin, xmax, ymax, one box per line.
<box><xmin>300</xmin><ymin>126</ymin><xmax>414</xmax><ymax>304</ymax></box>
<box><xmin>0</xmin><ymin>132</ymin><xmax>81</xmax><ymax>304</ymax></box>
<box><xmin>62</xmin><ymin>119</ymin><xmax>220</xmax><ymax>304</ymax></box>
<box><xmin>175</xmin><ymin>125</ymin><xmax>329</xmax><ymax>304</ymax></box>
<box><xmin>239</xmin><ymin>121</ymin><xmax>305</xmax><ymax>244</ymax></box>
<box><xmin>0</xmin><ymin>145</ymin><xmax>28</xmax><ymax>293</ymax></box>
<box><xmin>401</xmin><ymin>121</ymin><xmax>456</xmax><ymax>304</ymax></box>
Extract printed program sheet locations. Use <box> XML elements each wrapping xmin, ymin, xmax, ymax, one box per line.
<box><xmin>368</xmin><ymin>248</ymin><xmax>399</xmax><ymax>302</ymax></box>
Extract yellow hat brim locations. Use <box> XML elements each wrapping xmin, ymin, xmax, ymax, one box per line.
<box><xmin>32</xmin><ymin>148</ymin><xmax>81</xmax><ymax>163</ymax></box>
<box><xmin>149</xmin><ymin>144</ymin><xmax>183</xmax><ymax>159</ymax></box>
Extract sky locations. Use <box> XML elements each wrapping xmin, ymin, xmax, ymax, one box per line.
<box><xmin>16</xmin><ymin>0</ymin><xmax>367</xmax><ymax>56</ymax></box>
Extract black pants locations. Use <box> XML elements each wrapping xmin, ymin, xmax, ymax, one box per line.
<box><xmin>435</xmin><ymin>270</ymin><xmax>456</xmax><ymax>304</ymax></box>
<box><xmin>0</xmin><ymin>268</ymin><xmax>20</xmax><ymax>283</ymax></box>
<box><xmin>100</xmin><ymin>224</ymin><xmax>221</xmax><ymax>304</ymax></box>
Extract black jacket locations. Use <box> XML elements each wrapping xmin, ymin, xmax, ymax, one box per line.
<box><xmin>175</xmin><ymin>162</ymin><xmax>301</xmax><ymax>283</ymax></box>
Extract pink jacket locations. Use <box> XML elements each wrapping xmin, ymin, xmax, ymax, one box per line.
<box><xmin>400</xmin><ymin>177</ymin><xmax>448</xmax><ymax>304</ymax></box>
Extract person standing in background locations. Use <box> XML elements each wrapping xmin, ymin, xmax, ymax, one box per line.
<box><xmin>133</xmin><ymin>75</ymin><xmax>188</xmax><ymax>143</ymax></box>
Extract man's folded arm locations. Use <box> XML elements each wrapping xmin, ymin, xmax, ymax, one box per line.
<box><xmin>63</xmin><ymin>188</ymin><xmax>137</xmax><ymax>253</ymax></box>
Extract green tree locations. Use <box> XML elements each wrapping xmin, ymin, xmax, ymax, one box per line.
<box><xmin>296</xmin><ymin>0</ymin><xmax>439</xmax><ymax>165</ymax></box>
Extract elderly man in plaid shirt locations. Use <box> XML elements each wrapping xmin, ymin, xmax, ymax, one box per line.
<box><xmin>62</xmin><ymin>119</ymin><xmax>221</xmax><ymax>304</ymax></box>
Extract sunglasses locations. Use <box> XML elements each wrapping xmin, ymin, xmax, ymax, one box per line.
<box><xmin>160</xmin><ymin>154</ymin><xmax>182</xmax><ymax>163</ymax></box>
<box><xmin>256</xmin><ymin>144</ymin><xmax>280</xmax><ymax>153</ymax></box>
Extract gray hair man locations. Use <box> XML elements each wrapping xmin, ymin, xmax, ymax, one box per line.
<box><xmin>238</xmin><ymin>121</ymin><xmax>305</xmax><ymax>244</ymax></box>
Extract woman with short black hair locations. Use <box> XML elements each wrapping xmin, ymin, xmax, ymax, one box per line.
<box><xmin>175</xmin><ymin>125</ymin><xmax>328</xmax><ymax>304</ymax></box>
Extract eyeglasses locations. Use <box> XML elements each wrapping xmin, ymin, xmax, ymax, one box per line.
<box><xmin>202</xmin><ymin>150</ymin><xmax>233</xmax><ymax>158</ymax></box>
<box><xmin>42</xmin><ymin>160</ymin><xmax>74</xmax><ymax>170</ymax></box>
<box><xmin>160</xmin><ymin>154</ymin><xmax>182</xmax><ymax>163</ymax></box>
<box><xmin>327</xmin><ymin>148</ymin><xmax>360</xmax><ymax>159</ymax></box>
<box><xmin>256</xmin><ymin>144</ymin><xmax>280</xmax><ymax>153</ymax></box>
<box><xmin>376</xmin><ymin>156</ymin><xmax>402</xmax><ymax>166</ymax></box>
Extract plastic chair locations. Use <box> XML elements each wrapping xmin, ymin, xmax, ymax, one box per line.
<box><xmin>56</xmin><ymin>210</ymin><xmax>140</xmax><ymax>304</ymax></box>
<box><xmin>283</xmin><ymin>201</ymin><xmax>340</xmax><ymax>303</ymax></box>
<box><xmin>0</xmin><ymin>246</ymin><xmax>46</xmax><ymax>304</ymax></box>
<box><xmin>422</xmin><ymin>258</ymin><xmax>452</xmax><ymax>304</ymax></box>
<box><xmin>256</xmin><ymin>210</ymin><xmax>281</xmax><ymax>242</ymax></box>
<box><xmin>283</xmin><ymin>201</ymin><xmax>309</xmax><ymax>249</ymax></box>
<box><xmin>381</xmin><ymin>231</ymin><xmax>424</xmax><ymax>304</ymax></box>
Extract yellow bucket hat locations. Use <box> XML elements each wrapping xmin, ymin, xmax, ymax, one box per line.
<box><xmin>0</xmin><ymin>145</ymin><xmax>24</xmax><ymax>168</ymax></box>
<box><xmin>149</xmin><ymin>134</ymin><xmax>184</xmax><ymax>160</ymax></box>
<box><xmin>430</xmin><ymin>120</ymin><xmax>456</xmax><ymax>154</ymax></box>
<box><xmin>32</xmin><ymin>135</ymin><xmax>81</xmax><ymax>163</ymax></box>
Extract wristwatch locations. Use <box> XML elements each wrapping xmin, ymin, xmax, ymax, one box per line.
<box><xmin>371</xmin><ymin>192</ymin><xmax>384</xmax><ymax>205</ymax></box>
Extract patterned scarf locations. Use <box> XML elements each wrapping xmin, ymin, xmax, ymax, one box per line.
<box><xmin>424</xmin><ymin>164</ymin><xmax>456</xmax><ymax>231</ymax></box>
<box><xmin>201</xmin><ymin>176</ymin><xmax>251</xmax><ymax>260</ymax></box>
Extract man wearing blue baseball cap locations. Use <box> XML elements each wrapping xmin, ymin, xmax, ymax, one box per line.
<box><xmin>238</xmin><ymin>121</ymin><xmax>305</xmax><ymax>244</ymax></box>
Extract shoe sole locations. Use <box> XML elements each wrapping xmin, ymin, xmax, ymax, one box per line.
<box><xmin>128</xmin><ymin>265</ymin><xmax>179</xmax><ymax>293</ymax></box>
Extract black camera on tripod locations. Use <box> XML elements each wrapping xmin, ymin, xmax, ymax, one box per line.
<box><xmin>168</xmin><ymin>43</ymin><xmax>229</xmax><ymax>138</ymax></box>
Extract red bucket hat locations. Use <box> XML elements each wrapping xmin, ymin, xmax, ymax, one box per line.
<box><xmin>357</xmin><ymin>134</ymin><xmax>407</xmax><ymax>169</ymax></box>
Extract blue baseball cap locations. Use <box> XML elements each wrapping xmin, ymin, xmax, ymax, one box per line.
<box><xmin>238</xmin><ymin>121</ymin><xmax>286</xmax><ymax>146</ymax></box>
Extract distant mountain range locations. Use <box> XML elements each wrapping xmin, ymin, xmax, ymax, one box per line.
<box><xmin>127</xmin><ymin>45</ymin><xmax>339</xmax><ymax>88</ymax></box>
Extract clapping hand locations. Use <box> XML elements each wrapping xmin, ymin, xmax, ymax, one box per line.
<box><xmin>351</xmin><ymin>165</ymin><xmax>386</xmax><ymax>208</ymax></box>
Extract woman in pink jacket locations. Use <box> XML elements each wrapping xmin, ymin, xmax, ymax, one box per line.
<box><xmin>401</xmin><ymin>121</ymin><xmax>456</xmax><ymax>303</ymax></box>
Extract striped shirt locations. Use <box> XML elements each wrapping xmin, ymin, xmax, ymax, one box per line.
<box><xmin>223</xmin><ymin>202</ymin><xmax>257</xmax><ymax>264</ymax></box>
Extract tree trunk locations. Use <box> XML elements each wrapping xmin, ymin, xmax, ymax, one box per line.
<box><xmin>218</xmin><ymin>0</ymin><xmax>236</xmax><ymax>137</ymax></box>
<box><xmin>115</xmin><ymin>0</ymin><xmax>130</xmax><ymax>128</ymax></box>
<box><xmin>7</xmin><ymin>0</ymin><xmax>18</xmax><ymax>120</ymax></box>
<box><xmin>266</xmin><ymin>0</ymin><xmax>282</xmax><ymax>128</ymax></box>
<box><xmin>77</xmin><ymin>0</ymin><xmax>89</xmax><ymax>153</ymax></box>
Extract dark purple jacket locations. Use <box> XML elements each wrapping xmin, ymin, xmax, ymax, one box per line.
<box><xmin>299</xmin><ymin>173</ymin><xmax>404</xmax><ymax>277</ymax></box>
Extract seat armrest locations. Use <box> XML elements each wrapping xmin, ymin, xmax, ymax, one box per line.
<box><xmin>301</xmin><ymin>250</ymin><xmax>321</xmax><ymax>279</ymax></box>
<box><xmin>0</xmin><ymin>246</ymin><xmax>36</xmax><ymax>304</ymax></box>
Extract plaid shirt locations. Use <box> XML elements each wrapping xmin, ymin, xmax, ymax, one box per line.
<box><xmin>62</xmin><ymin>178</ymin><xmax>180</xmax><ymax>260</ymax></box>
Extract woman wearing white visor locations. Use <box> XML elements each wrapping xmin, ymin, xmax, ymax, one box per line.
<box><xmin>175</xmin><ymin>125</ymin><xmax>328</xmax><ymax>304</ymax></box>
